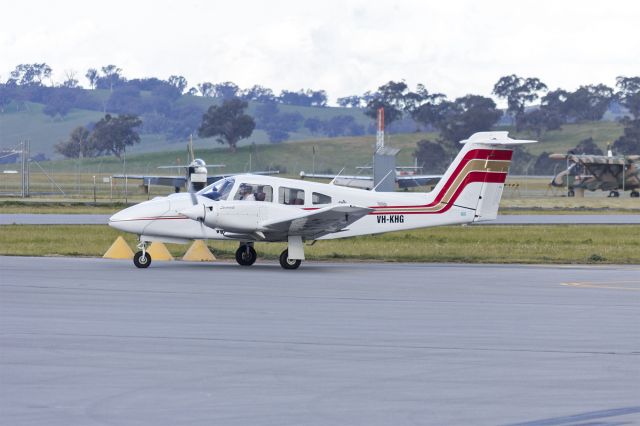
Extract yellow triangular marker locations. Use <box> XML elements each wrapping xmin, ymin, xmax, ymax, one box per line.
<box><xmin>147</xmin><ymin>241</ymin><xmax>174</xmax><ymax>261</ymax></box>
<box><xmin>182</xmin><ymin>240</ymin><xmax>216</xmax><ymax>262</ymax></box>
<box><xmin>103</xmin><ymin>236</ymin><xmax>134</xmax><ymax>259</ymax></box>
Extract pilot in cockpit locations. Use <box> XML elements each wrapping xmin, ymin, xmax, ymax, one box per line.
<box><xmin>239</xmin><ymin>184</ymin><xmax>256</xmax><ymax>201</ymax></box>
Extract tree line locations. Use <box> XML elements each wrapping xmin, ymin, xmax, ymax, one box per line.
<box><xmin>1</xmin><ymin>63</ymin><xmax>638</xmax><ymax>168</ymax></box>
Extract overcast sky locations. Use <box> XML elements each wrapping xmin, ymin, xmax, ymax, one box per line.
<box><xmin>1</xmin><ymin>0</ymin><xmax>638</xmax><ymax>104</ymax></box>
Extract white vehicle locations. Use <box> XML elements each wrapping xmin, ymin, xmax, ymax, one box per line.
<box><xmin>109</xmin><ymin>132</ymin><xmax>535</xmax><ymax>269</ymax></box>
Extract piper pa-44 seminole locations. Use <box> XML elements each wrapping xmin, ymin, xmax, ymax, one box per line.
<box><xmin>109</xmin><ymin>132</ymin><xmax>535</xmax><ymax>269</ymax></box>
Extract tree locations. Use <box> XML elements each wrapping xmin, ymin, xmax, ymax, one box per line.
<box><xmin>410</xmin><ymin>93</ymin><xmax>448</xmax><ymax>130</ymax></box>
<box><xmin>414</xmin><ymin>139</ymin><xmax>448</xmax><ymax>173</ymax></box>
<box><xmin>570</xmin><ymin>137</ymin><xmax>604</xmax><ymax>155</ymax></box>
<box><xmin>62</xmin><ymin>70</ymin><xmax>80</xmax><ymax>88</ymax></box>
<box><xmin>616</xmin><ymin>76</ymin><xmax>640</xmax><ymax>119</ymax></box>
<box><xmin>253</xmin><ymin>103</ymin><xmax>303</xmax><ymax>143</ymax></box>
<box><xmin>167</xmin><ymin>75</ymin><xmax>188</xmax><ymax>94</ymax></box>
<box><xmin>9</xmin><ymin>63</ymin><xmax>52</xmax><ymax>86</ymax></box>
<box><xmin>54</xmin><ymin>126</ymin><xmax>93</xmax><ymax>158</ymax></box>
<box><xmin>43</xmin><ymin>88</ymin><xmax>77</xmax><ymax>118</ymax></box>
<box><xmin>197</xmin><ymin>82</ymin><xmax>215</xmax><ymax>97</ymax></box>
<box><xmin>520</xmin><ymin>108</ymin><xmax>564</xmax><ymax>137</ymax></box>
<box><xmin>437</xmin><ymin>95</ymin><xmax>502</xmax><ymax>146</ymax></box>
<box><xmin>337</xmin><ymin>95</ymin><xmax>362</xmax><ymax>108</ymax></box>
<box><xmin>612</xmin><ymin>77</ymin><xmax>640</xmax><ymax>154</ymax></box>
<box><xmin>90</xmin><ymin>114</ymin><xmax>142</xmax><ymax>158</ymax></box>
<box><xmin>612</xmin><ymin>121</ymin><xmax>640</xmax><ymax>154</ymax></box>
<box><xmin>214</xmin><ymin>81</ymin><xmax>240</xmax><ymax>99</ymax></box>
<box><xmin>96</xmin><ymin>65</ymin><xmax>125</xmax><ymax>91</ymax></box>
<box><xmin>278</xmin><ymin>89</ymin><xmax>327</xmax><ymax>107</ymax></box>
<box><xmin>241</xmin><ymin>85</ymin><xmax>276</xmax><ymax>103</ymax></box>
<box><xmin>492</xmin><ymin>75</ymin><xmax>547</xmax><ymax>130</ymax></box>
<box><xmin>563</xmin><ymin>84</ymin><xmax>613</xmax><ymax>122</ymax></box>
<box><xmin>198</xmin><ymin>98</ymin><xmax>255</xmax><ymax>152</ymax></box>
<box><xmin>85</xmin><ymin>68</ymin><xmax>98</xmax><ymax>89</ymax></box>
<box><xmin>364</xmin><ymin>81</ymin><xmax>410</xmax><ymax>126</ymax></box>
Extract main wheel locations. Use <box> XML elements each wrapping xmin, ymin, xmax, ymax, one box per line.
<box><xmin>567</xmin><ymin>189</ymin><xmax>575</xmax><ymax>197</ymax></box>
<box><xmin>134</xmin><ymin>251</ymin><xmax>152</xmax><ymax>268</ymax></box>
<box><xmin>630</xmin><ymin>191</ymin><xmax>639</xmax><ymax>198</ymax></box>
<box><xmin>235</xmin><ymin>245</ymin><xmax>257</xmax><ymax>266</ymax></box>
<box><xmin>279</xmin><ymin>249</ymin><xmax>301</xmax><ymax>270</ymax></box>
<box><xmin>609</xmin><ymin>190</ymin><xmax>620</xmax><ymax>198</ymax></box>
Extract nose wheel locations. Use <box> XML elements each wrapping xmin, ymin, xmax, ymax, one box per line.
<box><xmin>134</xmin><ymin>241</ymin><xmax>151</xmax><ymax>268</ymax></box>
<box><xmin>236</xmin><ymin>244</ymin><xmax>257</xmax><ymax>266</ymax></box>
<box><xmin>279</xmin><ymin>249</ymin><xmax>301</xmax><ymax>270</ymax></box>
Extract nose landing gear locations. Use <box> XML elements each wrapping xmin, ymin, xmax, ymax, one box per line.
<box><xmin>134</xmin><ymin>241</ymin><xmax>152</xmax><ymax>268</ymax></box>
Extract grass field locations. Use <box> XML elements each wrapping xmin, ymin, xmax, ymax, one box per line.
<box><xmin>1</xmin><ymin>224</ymin><xmax>638</xmax><ymax>264</ymax></box>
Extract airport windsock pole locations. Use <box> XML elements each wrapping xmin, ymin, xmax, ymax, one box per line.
<box><xmin>376</xmin><ymin>107</ymin><xmax>385</xmax><ymax>151</ymax></box>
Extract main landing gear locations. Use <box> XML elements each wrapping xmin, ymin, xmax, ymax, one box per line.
<box><xmin>234</xmin><ymin>241</ymin><xmax>303</xmax><ymax>270</ymax></box>
<box><xmin>134</xmin><ymin>241</ymin><xmax>152</xmax><ymax>268</ymax></box>
<box><xmin>235</xmin><ymin>243</ymin><xmax>257</xmax><ymax>266</ymax></box>
<box><xmin>279</xmin><ymin>249</ymin><xmax>301</xmax><ymax>270</ymax></box>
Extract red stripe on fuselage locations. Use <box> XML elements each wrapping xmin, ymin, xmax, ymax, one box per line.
<box><xmin>375</xmin><ymin>149</ymin><xmax>512</xmax><ymax>209</ymax></box>
<box><xmin>370</xmin><ymin>171</ymin><xmax>507</xmax><ymax>215</ymax></box>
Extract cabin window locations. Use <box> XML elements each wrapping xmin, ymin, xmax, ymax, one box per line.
<box><xmin>278</xmin><ymin>187</ymin><xmax>305</xmax><ymax>205</ymax></box>
<box><xmin>312</xmin><ymin>192</ymin><xmax>332</xmax><ymax>205</ymax></box>
<box><xmin>232</xmin><ymin>183</ymin><xmax>273</xmax><ymax>201</ymax></box>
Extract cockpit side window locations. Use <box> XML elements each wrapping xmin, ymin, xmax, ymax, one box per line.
<box><xmin>198</xmin><ymin>177</ymin><xmax>235</xmax><ymax>201</ymax></box>
<box><xmin>233</xmin><ymin>183</ymin><xmax>273</xmax><ymax>201</ymax></box>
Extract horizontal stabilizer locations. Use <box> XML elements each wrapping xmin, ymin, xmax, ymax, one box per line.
<box><xmin>460</xmin><ymin>132</ymin><xmax>537</xmax><ymax>145</ymax></box>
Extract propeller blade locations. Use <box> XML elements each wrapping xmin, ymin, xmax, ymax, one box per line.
<box><xmin>181</xmin><ymin>204</ymin><xmax>206</xmax><ymax>222</ymax></box>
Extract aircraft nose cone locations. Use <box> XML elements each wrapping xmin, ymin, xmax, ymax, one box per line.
<box><xmin>180</xmin><ymin>204</ymin><xmax>206</xmax><ymax>222</ymax></box>
<box><xmin>109</xmin><ymin>210</ymin><xmax>125</xmax><ymax>223</ymax></box>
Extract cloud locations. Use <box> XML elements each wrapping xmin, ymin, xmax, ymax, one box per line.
<box><xmin>1</xmin><ymin>0</ymin><xmax>638</xmax><ymax>102</ymax></box>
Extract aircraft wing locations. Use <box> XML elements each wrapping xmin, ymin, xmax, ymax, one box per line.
<box><xmin>396</xmin><ymin>174</ymin><xmax>441</xmax><ymax>189</ymax></box>
<box><xmin>112</xmin><ymin>170</ymin><xmax>279</xmax><ymax>189</ymax></box>
<box><xmin>549</xmin><ymin>154</ymin><xmax>640</xmax><ymax>165</ymax></box>
<box><xmin>300</xmin><ymin>172</ymin><xmax>374</xmax><ymax>189</ymax></box>
<box><xmin>260</xmin><ymin>204</ymin><xmax>373</xmax><ymax>240</ymax></box>
<box><xmin>112</xmin><ymin>174</ymin><xmax>187</xmax><ymax>188</ymax></box>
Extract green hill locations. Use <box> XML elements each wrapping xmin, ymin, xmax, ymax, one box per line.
<box><xmin>31</xmin><ymin>121</ymin><xmax>624</xmax><ymax>177</ymax></box>
<box><xmin>0</xmin><ymin>93</ymin><xmax>370</xmax><ymax>157</ymax></box>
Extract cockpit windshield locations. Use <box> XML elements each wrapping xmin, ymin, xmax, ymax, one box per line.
<box><xmin>197</xmin><ymin>177</ymin><xmax>235</xmax><ymax>201</ymax></box>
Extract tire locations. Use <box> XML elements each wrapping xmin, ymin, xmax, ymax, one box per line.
<box><xmin>631</xmin><ymin>191</ymin><xmax>639</xmax><ymax>198</ymax></box>
<box><xmin>235</xmin><ymin>245</ymin><xmax>257</xmax><ymax>266</ymax></box>
<box><xmin>279</xmin><ymin>249</ymin><xmax>301</xmax><ymax>270</ymax></box>
<box><xmin>567</xmin><ymin>189</ymin><xmax>575</xmax><ymax>197</ymax></box>
<box><xmin>134</xmin><ymin>251</ymin><xmax>152</xmax><ymax>268</ymax></box>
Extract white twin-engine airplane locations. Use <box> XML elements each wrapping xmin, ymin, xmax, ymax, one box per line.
<box><xmin>109</xmin><ymin>132</ymin><xmax>535</xmax><ymax>269</ymax></box>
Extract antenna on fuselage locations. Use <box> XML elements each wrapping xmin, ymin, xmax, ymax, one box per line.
<box><xmin>330</xmin><ymin>167</ymin><xmax>346</xmax><ymax>185</ymax></box>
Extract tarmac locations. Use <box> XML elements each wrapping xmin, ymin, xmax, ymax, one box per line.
<box><xmin>1</xmin><ymin>256</ymin><xmax>639</xmax><ymax>425</ymax></box>
<box><xmin>1</xmin><ymin>213</ymin><xmax>639</xmax><ymax>225</ymax></box>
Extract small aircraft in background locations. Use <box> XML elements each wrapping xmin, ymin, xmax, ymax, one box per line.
<box><xmin>113</xmin><ymin>137</ymin><xmax>278</xmax><ymax>193</ymax></box>
<box><xmin>549</xmin><ymin>150</ymin><xmax>640</xmax><ymax>198</ymax></box>
<box><xmin>300</xmin><ymin>108</ymin><xmax>441</xmax><ymax>190</ymax></box>
<box><xmin>109</xmin><ymin>132</ymin><xmax>535</xmax><ymax>270</ymax></box>
<box><xmin>299</xmin><ymin>167</ymin><xmax>442</xmax><ymax>190</ymax></box>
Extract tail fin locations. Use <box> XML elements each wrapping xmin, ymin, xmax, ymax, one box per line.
<box><xmin>427</xmin><ymin>132</ymin><xmax>536</xmax><ymax>222</ymax></box>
